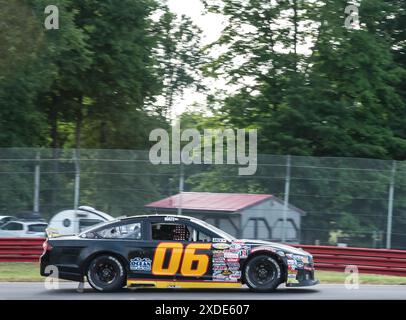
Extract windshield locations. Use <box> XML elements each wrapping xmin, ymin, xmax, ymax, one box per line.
<box><xmin>193</xmin><ymin>219</ymin><xmax>236</xmax><ymax>241</ymax></box>
<box><xmin>28</xmin><ymin>224</ymin><xmax>47</xmax><ymax>232</ymax></box>
<box><xmin>0</xmin><ymin>222</ymin><xmax>23</xmax><ymax>230</ymax></box>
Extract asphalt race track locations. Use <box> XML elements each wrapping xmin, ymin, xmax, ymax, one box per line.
<box><xmin>0</xmin><ymin>282</ymin><xmax>405</xmax><ymax>300</ymax></box>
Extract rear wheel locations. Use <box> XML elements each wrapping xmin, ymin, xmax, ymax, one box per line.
<box><xmin>87</xmin><ymin>255</ymin><xmax>126</xmax><ymax>292</ymax></box>
<box><xmin>244</xmin><ymin>254</ymin><xmax>282</xmax><ymax>292</ymax></box>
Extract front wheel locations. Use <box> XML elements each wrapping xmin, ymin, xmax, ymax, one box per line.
<box><xmin>244</xmin><ymin>254</ymin><xmax>283</xmax><ymax>292</ymax></box>
<box><xmin>87</xmin><ymin>255</ymin><xmax>126</xmax><ymax>292</ymax></box>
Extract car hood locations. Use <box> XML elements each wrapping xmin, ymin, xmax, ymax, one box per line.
<box><xmin>236</xmin><ymin>239</ymin><xmax>310</xmax><ymax>256</ymax></box>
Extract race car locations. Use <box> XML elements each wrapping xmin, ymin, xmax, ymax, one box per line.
<box><xmin>40</xmin><ymin>214</ymin><xmax>319</xmax><ymax>292</ymax></box>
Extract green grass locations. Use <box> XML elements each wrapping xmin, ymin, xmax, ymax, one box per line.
<box><xmin>0</xmin><ymin>263</ymin><xmax>43</xmax><ymax>282</ymax></box>
<box><xmin>315</xmin><ymin>270</ymin><xmax>406</xmax><ymax>285</ymax></box>
<box><xmin>1</xmin><ymin>263</ymin><xmax>406</xmax><ymax>284</ymax></box>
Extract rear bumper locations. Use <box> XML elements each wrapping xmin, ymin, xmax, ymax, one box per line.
<box><xmin>41</xmin><ymin>267</ymin><xmax>84</xmax><ymax>282</ymax></box>
<box><xmin>40</xmin><ymin>252</ymin><xmax>84</xmax><ymax>282</ymax></box>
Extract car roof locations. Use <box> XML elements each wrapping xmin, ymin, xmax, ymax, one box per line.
<box><xmin>4</xmin><ymin>220</ymin><xmax>47</xmax><ymax>225</ymax></box>
<box><xmin>118</xmin><ymin>214</ymin><xmax>199</xmax><ymax>222</ymax></box>
<box><xmin>0</xmin><ymin>216</ymin><xmax>14</xmax><ymax>219</ymax></box>
<box><xmin>77</xmin><ymin>214</ymin><xmax>201</xmax><ymax>236</ymax></box>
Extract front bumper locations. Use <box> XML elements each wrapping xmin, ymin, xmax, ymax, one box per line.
<box><xmin>286</xmin><ymin>279</ymin><xmax>319</xmax><ymax>287</ymax></box>
<box><xmin>285</xmin><ymin>254</ymin><xmax>319</xmax><ymax>287</ymax></box>
<box><xmin>286</xmin><ymin>268</ymin><xmax>319</xmax><ymax>287</ymax></box>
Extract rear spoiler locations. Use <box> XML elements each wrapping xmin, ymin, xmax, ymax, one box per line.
<box><xmin>45</xmin><ymin>228</ymin><xmax>73</xmax><ymax>238</ymax></box>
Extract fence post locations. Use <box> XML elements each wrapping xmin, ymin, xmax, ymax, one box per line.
<box><xmin>177</xmin><ymin>164</ymin><xmax>184</xmax><ymax>215</ymax></box>
<box><xmin>282</xmin><ymin>155</ymin><xmax>291</xmax><ymax>243</ymax></box>
<box><xmin>73</xmin><ymin>149</ymin><xmax>81</xmax><ymax>211</ymax></box>
<box><xmin>33</xmin><ymin>151</ymin><xmax>40</xmax><ymax>213</ymax></box>
<box><xmin>386</xmin><ymin>160</ymin><xmax>397</xmax><ymax>249</ymax></box>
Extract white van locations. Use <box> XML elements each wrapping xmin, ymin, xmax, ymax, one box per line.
<box><xmin>47</xmin><ymin>206</ymin><xmax>114</xmax><ymax>237</ymax></box>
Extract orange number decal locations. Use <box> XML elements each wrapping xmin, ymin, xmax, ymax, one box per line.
<box><xmin>152</xmin><ymin>242</ymin><xmax>183</xmax><ymax>276</ymax></box>
<box><xmin>181</xmin><ymin>243</ymin><xmax>211</xmax><ymax>277</ymax></box>
<box><xmin>151</xmin><ymin>242</ymin><xmax>211</xmax><ymax>277</ymax></box>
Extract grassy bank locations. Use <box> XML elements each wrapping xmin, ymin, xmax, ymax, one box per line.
<box><xmin>1</xmin><ymin>263</ymin><xmax>406</xmax><ymax>284</ymax></box>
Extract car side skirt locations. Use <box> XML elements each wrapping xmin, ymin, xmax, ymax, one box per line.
<box><xmin>127</xmin><ymin>279</ymin><xmax>242</xmax><ymax>289</ymax></box>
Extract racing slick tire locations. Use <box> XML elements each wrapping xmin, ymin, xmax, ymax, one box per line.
<box><xmin>87</xmin><ymin>255</ymin><xmax>126</xmax><ymax>292</ymax></box>
<box><xmin>244</xmin><ymin>254</ymin><xmax>283</xmax><ymax>292</ymax></box>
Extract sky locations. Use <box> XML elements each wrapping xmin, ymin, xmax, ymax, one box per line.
<box><xmin>167</xmin><ymin>0</ymin><xmax>224</xmax><ymax>46</ymax></box>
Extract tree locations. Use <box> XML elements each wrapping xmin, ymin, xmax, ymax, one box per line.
<box><xmin>0</xmin><ymin>0</ymin><xmax>51</xmax><ymax>147</ymax></box>
<box><xmin>40</xmin><ymin>0</ymin><xmax>163</xmax><ymax>149</ymax></box>
<box><xmin>201</xmin><ymin>0</ymin><xmax>319</xmax><ymax>154</ymax></box>
<box><xmin>152</xmin><ymin>4</ymin><xmax>205</xmax><ymax>118</ymax></box>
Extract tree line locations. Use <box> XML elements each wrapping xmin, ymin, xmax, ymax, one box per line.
<box><xmin>1</xmin><ymin>0</ymin><xmax>406</xmax><ymax>248</ymax></box>
<box><xmin>0</xmin><ymin>0</ymin><xmax>204</xmax><ymax>149</ymax></box>
<box><xmin>1</xmin><ymin>0</ymin><xmax>405</xmax><ymax>161</ymax></box>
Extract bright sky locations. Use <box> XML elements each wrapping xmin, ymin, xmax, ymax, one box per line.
<box><xmin>167</xmin><ymin>0</ymin><xmax>224</xmax><ymax>46</ymax></box>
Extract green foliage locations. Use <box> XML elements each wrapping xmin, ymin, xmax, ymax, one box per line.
<box><xmin>0</xmin><ymin>0</ymin><xmax>50</xmax><ymax>147</ymax></box>
<box><xmin>203</xmin><ymin>0</ymin><xmax>406</xmax><ymax>159</ymax></box>
<box><xmin>0</xmin><ymin>0</ymin><xmax>203</xmax><ymax>149</ymax></box>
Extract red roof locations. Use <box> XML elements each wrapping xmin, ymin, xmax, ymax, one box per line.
<box><xmin>145</xmin><ymin>192</ymin><xmax>274</xmax><ymax>212</ymax></box>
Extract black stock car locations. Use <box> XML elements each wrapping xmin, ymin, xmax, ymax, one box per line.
<box><xmin>40</xmin><ymin>215</ymin><xmax>319</xmax><ymax>292</ymax></box>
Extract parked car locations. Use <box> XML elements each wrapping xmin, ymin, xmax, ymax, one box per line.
<box><xmin>0</xmin><ymin>216</ymin><xmax>17</xmax><ymax>227</ymax></box>
<box><xmin>0</xmin><ymin>220</ymin><xmax>48</xmax><ymax>238</ymax></box>
<box><xmin>16</xmin><ymin>211</ymin><xmax>45</xmax><ymax>221</ymax></box>
<box><xmin>40</xmin><ymin>214</ymin><xmax>318</xmax><ymax>292</ymax></box>
<box><xmin>46</xmin><ymin>206</ymin><xmax>114</xmax><ymax>237</ymax></box>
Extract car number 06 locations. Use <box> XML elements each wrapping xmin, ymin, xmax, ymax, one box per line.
<box><xmin>152</xmin><ymin>242</ymin><xmax>211</xmax><ymax>277</ymax></box>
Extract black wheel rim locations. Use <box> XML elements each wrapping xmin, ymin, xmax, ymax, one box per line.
<box><xmin>250</xmin><ymin>258</ymin><xmax>276</xmax><ymax>285</ymax></box>
<box><xmin>94</xmin><ymin>262</ymin><xmax>117</xmax><ymax>284</ymax></box>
